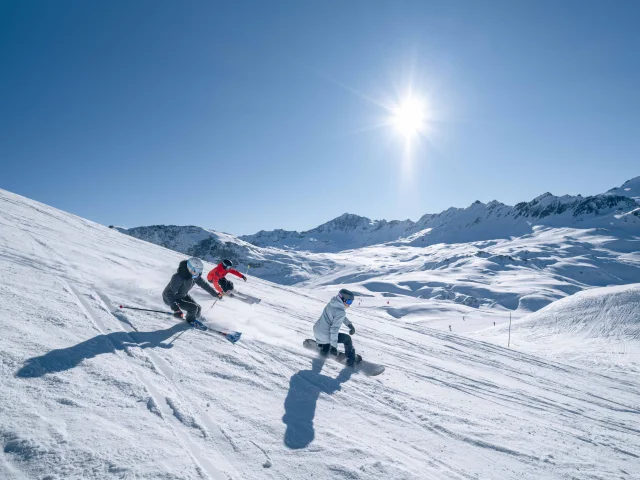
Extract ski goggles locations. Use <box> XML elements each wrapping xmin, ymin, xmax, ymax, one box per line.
<box><xmin>341</xmin><ymin>297</ymin><xmax>353</xmax><ymax>305</ymax></box>
<box><xmin>187</xmin><ymin>266</ymin><xmax>202</xmax><ymax>278</ymax></box>
<box><xmin>187</xmin><ymin>260</ymin><xmax>203</xmax><ymax>277</ymax></box>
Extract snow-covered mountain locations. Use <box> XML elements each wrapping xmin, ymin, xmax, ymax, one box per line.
<box><xmin>117</xmin><ymin>225</ymin><xmax>337</xmax><ymax>285</ymax></box>
<box><xmin>403</xmin><ymin>189</ymin><xmax>639</xmax><ymax>248</ymax></box>
<box><xmin>241</xmin><ymin>177</ymin><xmax>640</xmax><ymax>252</ymax></box>
<box><xmin>605</xmin><ymin>175</ymin><xmax>640</xmax><ymax>202</ymax></box>
<box><xmin>116</xmin><ymin>177</ymin><xmax>640</xmax><ymax>314</ymax></box>
<box><xmin>2</xmin><ymin>183</ymin><xmax>640</xmax><ymax>480</ymax></box>
<box><xmin>240</xmin><ymin>213</ymin><xmax>416</xmax><ymax>252</ymax></box>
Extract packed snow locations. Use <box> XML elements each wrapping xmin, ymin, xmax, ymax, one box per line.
<box><xmin>474</xmin><ymin>283</ymin><xmax>640</xmax><ymax>371</ymax></box>
<box><xmin>1</xmin><ymin>188</ymin><xmax>640</xmax><ymax>479</ymax></box>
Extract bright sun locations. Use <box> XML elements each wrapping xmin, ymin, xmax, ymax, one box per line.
<box><xmin>391</xmin><ymin>95</ymin><xmax>427</xmax><ymax>139</ymax></box>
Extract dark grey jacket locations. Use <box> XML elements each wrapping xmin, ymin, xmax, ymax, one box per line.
<box><xmin>162</xmin><ymin>260</ymin><xmax>218</xmax><ymax>310</ymax></box>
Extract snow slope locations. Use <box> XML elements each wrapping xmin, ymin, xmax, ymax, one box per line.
<box><xmin>2</xmin><ymin>188</ymin><xmax>640</xmax><ymax>479</ymax></box>
<box><xmin>606</xmin><ymin>176</ymin><xmax>640</xmax><ymax>202</ymax></box>
<box><xmin>474</xmin><ymin>284</ymin><xmax>640</xmax><ymax>371</ymax></box>
<box><xmin>301</xmin><ymin>226</ymin><xmax>640</xmax><ymax>313</ymax></box>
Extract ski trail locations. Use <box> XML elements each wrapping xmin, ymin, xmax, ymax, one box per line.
<box><xmin>94</xmin><ymin>290</ymin><xmax>246</xmax><ymax>479</ymax></box>
<box><xmin>64</xmin><ymin>282</ymin><xmax>232</xmax><ymax>480</ymax></box>
<box><xmin>22</xmin><ymin>229</ymin><xmax>245</xmax><ymax>478</ymax></box>
<box><xmin>247</xmin><ymin>337</ymin><xmax>473</xmax><ymax>479</ymax></box>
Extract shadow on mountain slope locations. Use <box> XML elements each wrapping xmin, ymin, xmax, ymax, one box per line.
<box><xmin>16</xmin><ymin>323</ymin><xmax>189</xmax><ymax>378</ymax></box>
<box><xmin>282</xmin><ymin>357</ymin><xmax>353</xmax><ymax>449</ymax></box>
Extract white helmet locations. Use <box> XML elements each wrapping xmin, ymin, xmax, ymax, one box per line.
<box><xmin>186</xmin><ymin>257</ymin><xmax>203</xmax><ymax>277</ymax></box>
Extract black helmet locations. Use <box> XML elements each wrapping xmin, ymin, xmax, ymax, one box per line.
<box><xmin>222</xmin><ymin>259</ymin><xmax>233</xmax><ymax>269</ymax></box>
<box><xmin>338</xmin><ymin>288</ymin><xmax>354</xmax><ymax>302</ymax></box>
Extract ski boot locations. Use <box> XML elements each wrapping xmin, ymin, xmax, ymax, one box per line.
<box><xmin>346</xmin><ymin>352</ymin><xmax>363</xmax><ymax>367</ymax></box>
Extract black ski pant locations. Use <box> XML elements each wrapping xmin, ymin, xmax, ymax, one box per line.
<box><xmin>219</xmin><ymin>277</ymin><xmax>234</xmax><ymax>293</ymax></box>
<box><xmin>171</xmin><ymin>294</ymin><xmax>201</xmax><ymax>321</ymax></box>
<box><xmin>319</xmin><ymin>333</ymin><xmax>355</xmax><ymax>361</ymax></box>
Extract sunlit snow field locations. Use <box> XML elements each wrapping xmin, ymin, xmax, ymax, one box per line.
<box><xmin>1</xmin><ymin>188</ymin><xmax>639</xmax><ymax>479</ymax></box>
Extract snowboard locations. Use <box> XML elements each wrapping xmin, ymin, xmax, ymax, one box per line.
<box><xmin>303</xmin><ymin>339</ymin><xmax>385</xmax><ymax>376</ymax></box>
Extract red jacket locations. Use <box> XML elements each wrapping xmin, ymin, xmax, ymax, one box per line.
<box><xmin>207</xmin><ymin>263</ymin><xmax>244</xmax><ymax>293</ymax></box>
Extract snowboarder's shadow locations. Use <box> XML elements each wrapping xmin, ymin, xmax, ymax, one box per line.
<box><xmin>16</xmin><ymin>323</ymin><xmax>189</xmax><ymax>378</ymax></box>
<box><xmin>282</xmin><ymin>356</ymin><xmax>353</xmax><ymax>449</ymax></box>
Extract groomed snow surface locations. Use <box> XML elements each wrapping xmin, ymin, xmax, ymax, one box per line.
<box><xmin>475</xmin><ymin>283</ymin><xmax>640</xmax><ymax>371</ymax></box>
<box><xmin>1</xmin><ymin>188</ymin><xmax>639</xmax><ymax>479</ymax></box>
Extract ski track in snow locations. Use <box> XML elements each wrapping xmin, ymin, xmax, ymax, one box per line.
<box><xmin>67</xmin><ymin>283</ymin><xmax>230</xmax><ymax>480</ymax></box>
<box><xmin>94</xmin><ymin>290</ymin><xmax>245</xmax><ymax>477</ymax></box>
<box><xmin>1</xmin><ymin>188</ymin><xmax>640</xmax><ymax>479</ymax></box>
<box><xmin>28</xmin><ymin>224</ymin><xmax>238</xmax><ymax>479</ymax></box>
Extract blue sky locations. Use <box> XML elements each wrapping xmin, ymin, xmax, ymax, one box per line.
<box><xmin>1</xmin><ymin>1</ymin><xmax>639</xmax><ymax>235</ymax></box>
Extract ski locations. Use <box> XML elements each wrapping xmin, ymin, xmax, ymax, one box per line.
<box><xmin>194</xmin><ymin>320</ymin><xmax>242</xmax><ymax>343</ymax></box>
<box><xmin>227</xmin><ymin>291</ymin><xmax>261</xmax><ymax>305</ymax></box>
<box><xmin>104</xmin><ymin>297</ymin><xmax>243</xmax><ymax>344</ymax></box>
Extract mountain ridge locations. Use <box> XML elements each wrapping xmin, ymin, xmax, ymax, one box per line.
<box><xmin>113</xmin><ymin>177</ymin><xmax>640</xmax><ymax>314</ymax></box>
<box><xmin>240</xmin><ymin>176</ymin><xmax>640</xmax><ymax>252</ymax></box>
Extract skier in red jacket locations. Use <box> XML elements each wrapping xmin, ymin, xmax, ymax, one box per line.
<box><xmin>207</xmin><ymin>259</ymin><xmax>247</xmax><ymax>296</ymax></box>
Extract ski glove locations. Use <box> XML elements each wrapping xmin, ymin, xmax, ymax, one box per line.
<box><xmin>173</xmin><ymin>310</ymin><xmax>184</xmax><ymax>319</ymax></box>
<box><xmin>349</xmin><ymin>324</ymin><xmax>356</xmax><ymax>335</ymax></box>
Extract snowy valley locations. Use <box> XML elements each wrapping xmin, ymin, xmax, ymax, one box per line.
<box><xmin>1</xmin><ymin>183</ymin><xmax>639</xmax><ymax>479</ymax></box>
<box><xmin>119</xmin><ymin>177</ymin><xmax>640</xmax><ymax>320</ymax></box>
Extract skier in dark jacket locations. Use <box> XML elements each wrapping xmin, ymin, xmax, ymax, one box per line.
<box><xmin>163</xmin><ymin>257</ymin><xmax>221</xmax><ymax>323</ymax></box>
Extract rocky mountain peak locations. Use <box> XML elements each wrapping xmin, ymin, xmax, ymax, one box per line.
<box><xmin>123</xmin><ymin>176</ymin><xmax>640</xmax><ymax>254</ymax></box>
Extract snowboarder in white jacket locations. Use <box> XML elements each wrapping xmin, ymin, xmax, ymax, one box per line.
<box><xmin>313</xmin><ymin>289</ymin><xmax>359</xmax><ymax>366</ymax></box>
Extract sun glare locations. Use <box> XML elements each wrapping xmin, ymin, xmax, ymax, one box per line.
<box><xmin>391</xmin><ymin>95</ymin><xmax>427</xmax><ymax>139</ymax></box>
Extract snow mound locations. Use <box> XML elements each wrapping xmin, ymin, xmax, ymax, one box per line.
<box><xmin>476</xmin><ymin>284</ymin><xmax>640</xmax><ymax>370</ymax></box>
<box><xmin>522</xmin><ymin>283</ymin><xmax>640</xmax><ymax>340</ymax></box>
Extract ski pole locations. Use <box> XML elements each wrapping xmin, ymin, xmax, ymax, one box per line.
<box><xmin>118</xmin><ymin>305</ymin><xmax>173</xmax><ymax>315</ymax></box>
<box><xmin>207</xmin><ymin>298</ymin><xmax>218</xmax><ymax>312</ymax></box>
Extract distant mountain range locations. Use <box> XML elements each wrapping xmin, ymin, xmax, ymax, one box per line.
<box><xmin>239</xmin><ymin>176</ymin><xmax>640</xmax><ymax>252</ymax></box>
<box><xmin>116</xmin><ymin>177</ymin><xmax>640</xmax><ymax>307</ymax></box>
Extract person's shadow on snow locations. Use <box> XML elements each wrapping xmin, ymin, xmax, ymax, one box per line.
<box><xmin>16</xmin><ymin>323</ymin><xmax>189</xmax><ymax>378</ymax></box>
<box><xmin>282</xmin><ymin>356</ymin><xmax>353</xmax><ymax>449</ymax></box>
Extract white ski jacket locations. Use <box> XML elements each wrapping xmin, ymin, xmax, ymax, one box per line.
<box><xmin>313</xmin><ymin>295</ymin><xmax>353</xmax><ymax>348</ymax></box>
